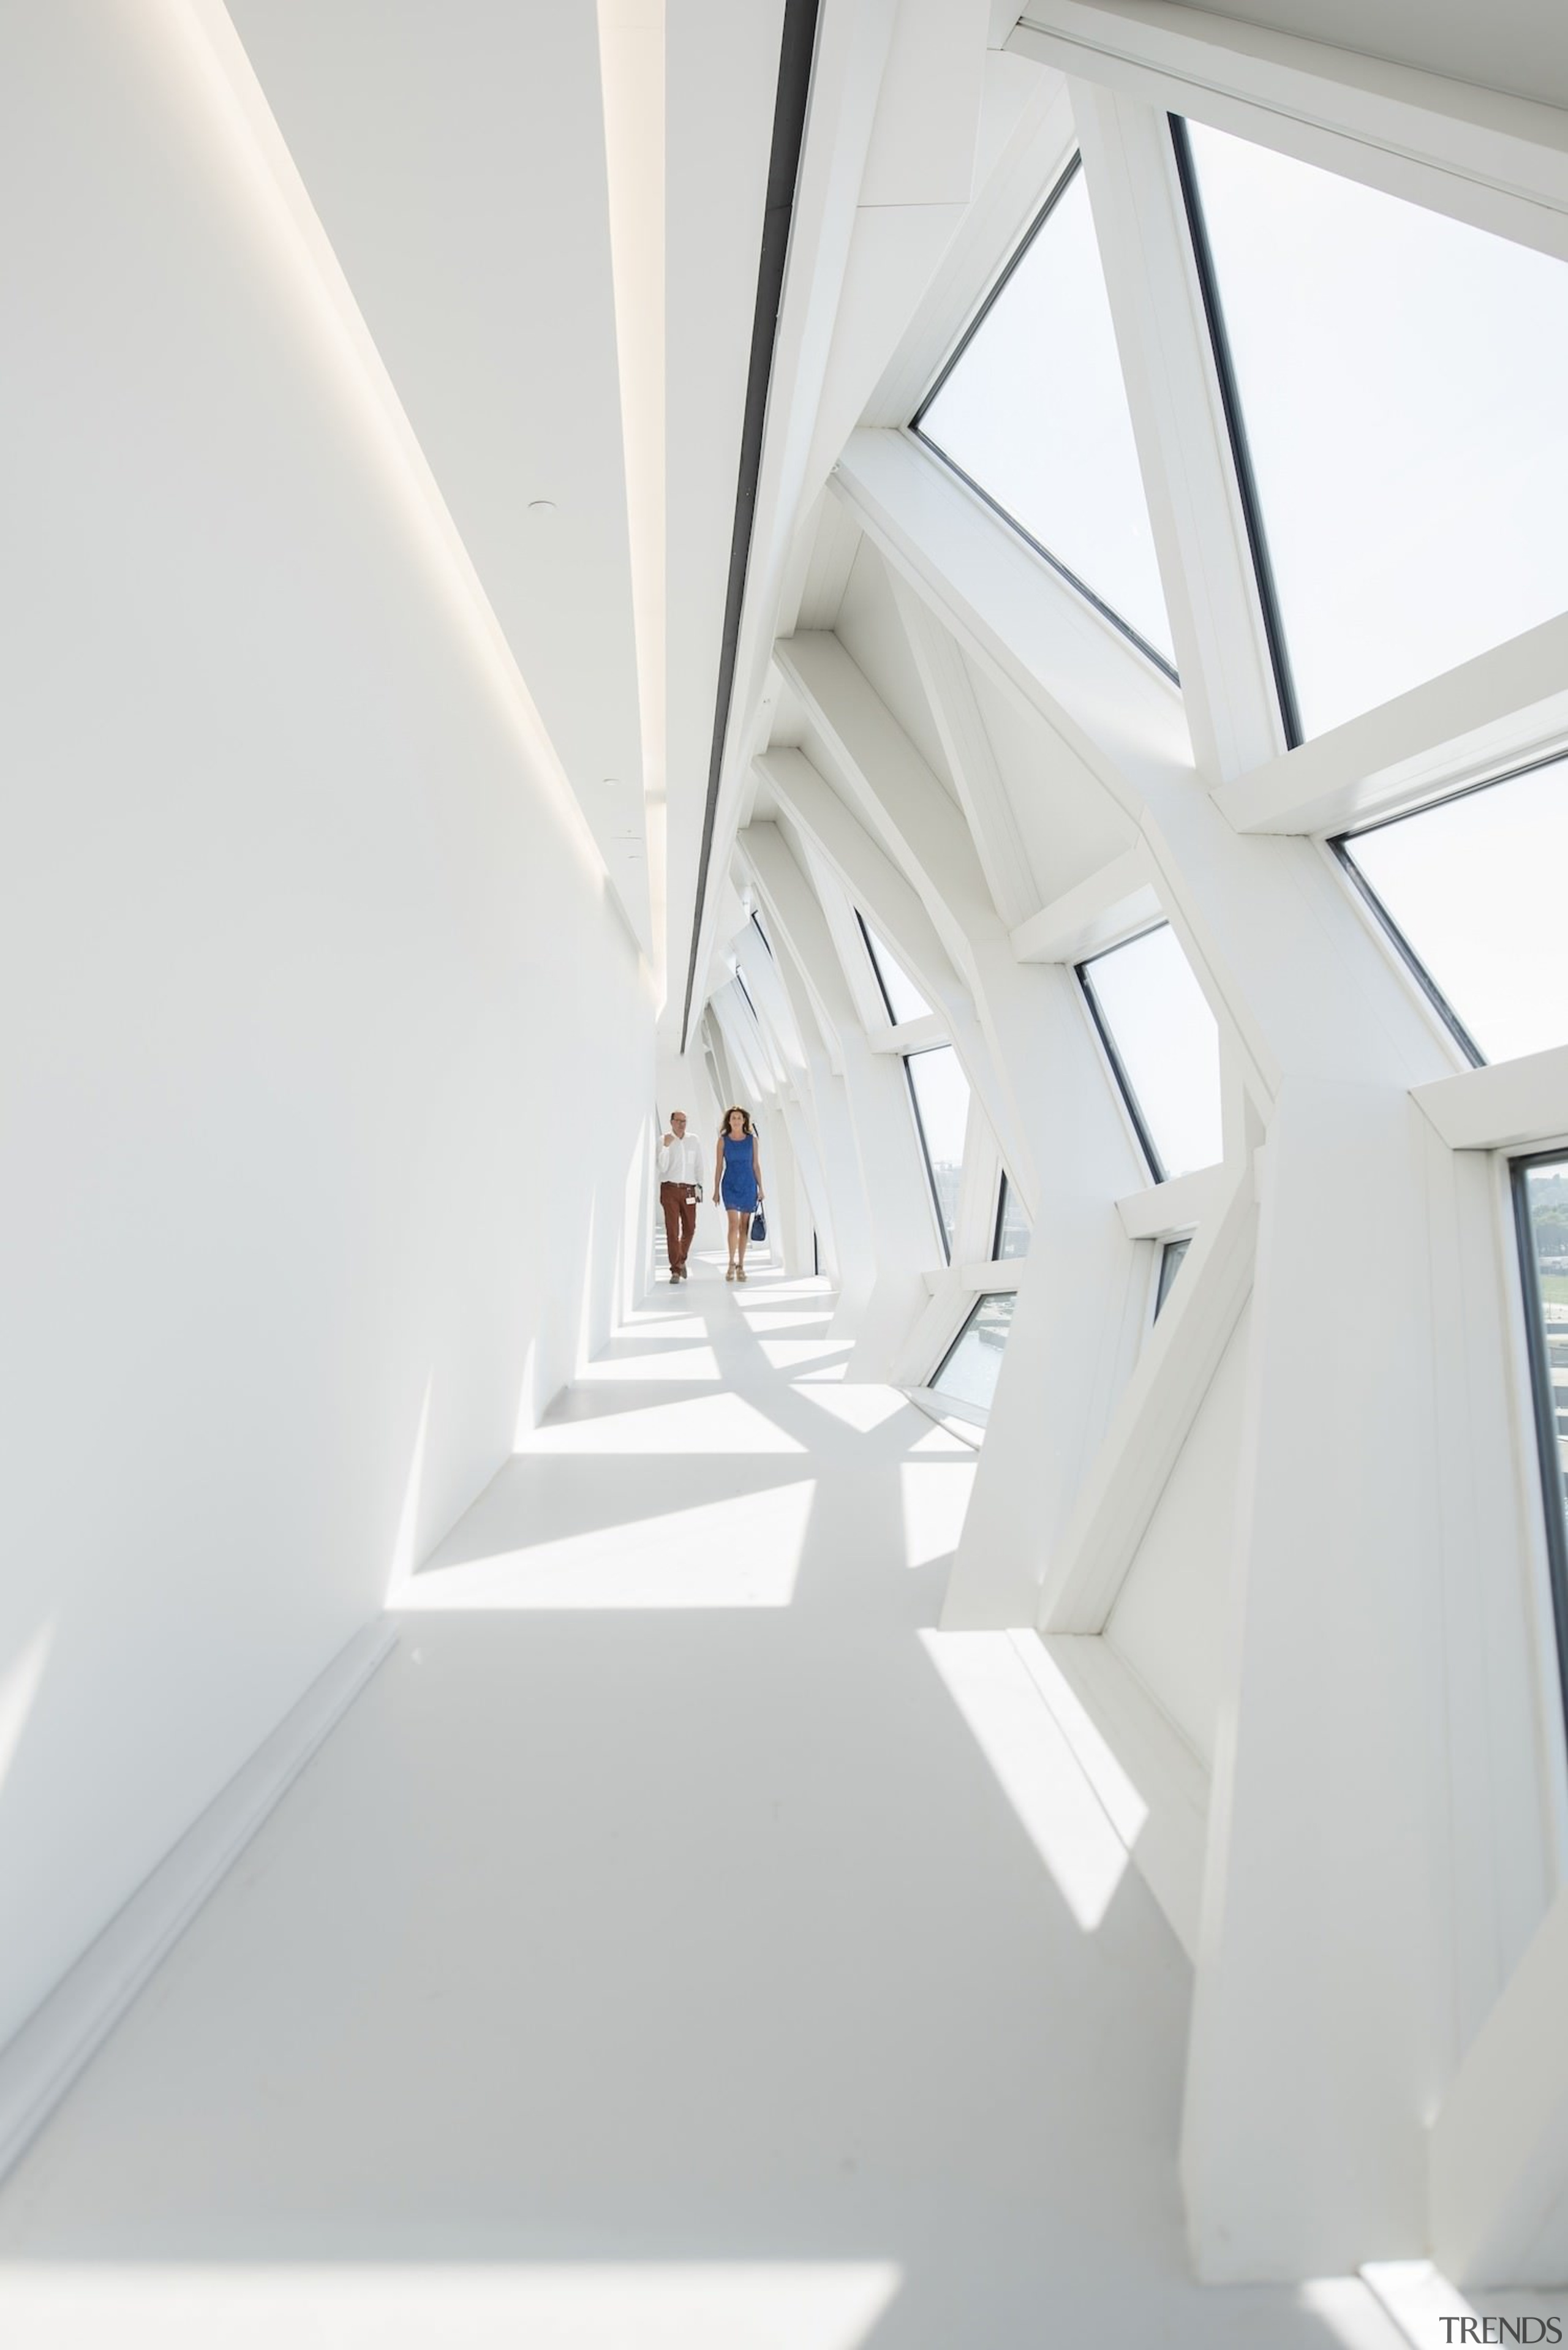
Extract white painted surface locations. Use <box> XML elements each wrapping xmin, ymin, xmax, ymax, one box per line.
<box><xmin>0</xmin><ymin>1268</ymin><xmax>1405</xmax><ymax>2347</ymax></box>
<box><xmin>1432</xmin><ymin>1886</ymin><xmax>1568</xmax><ymax>2286</ymax></box>
<box><xmin>1158</xmin><ymin>0</ymin><xmax>1568</xmax><ymax>112</ymax></box>
<box><xmin>7</xmin><ymin>0</ymin><xmax>1568</xmax><ymax>2307</ymax></box>
<box><xmin>0</xmin><ymin>1622</ymin><xmax>396</xmax><ymax>2185</ymax></box>
<box><xmin>1106</xmin><ymin>1306</ymin><xmax>1250</xmax><ymax>1769</ymax></box>
<box><xmin>0</xmin><ymin>2</ymin><xmax>650</xmax><ymax>2055</ymax></box>
<box><xmin>222</xmin><ymin>0</ymin><xmax>652</xmax><ymax>944</ymax></box>
<box><xmin>835</xmin><ymin>538</ymin><xmax>960</xmax><ymax>800</ymax></box>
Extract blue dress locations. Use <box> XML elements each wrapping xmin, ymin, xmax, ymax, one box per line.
<box><xmin>721</xmin><ymin>1132</ymin><xmax>759</xmax><ymax>1212</ymax></box>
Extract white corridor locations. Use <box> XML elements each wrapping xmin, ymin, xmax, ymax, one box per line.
<box><xmin>0</xmin><ymin>1257</ymin><xmax>1417</xmax><ymax>2349</ymax></box>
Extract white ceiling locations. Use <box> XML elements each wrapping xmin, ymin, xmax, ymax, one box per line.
<box><xmin>225</xmin><ymin>0</ymin><xmax>654</xmax><ymax>948</ymax></box>
<box><xmin>1159</xmin><ymin>0</ymin><xmax>1568</xmax><ymax>111</ymax></box>
<box><xmin>226</xmin><ymin>0</ymin><xmax>791</xmax><ymax>1001</ymax></box>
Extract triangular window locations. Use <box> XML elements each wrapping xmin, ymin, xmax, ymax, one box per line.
<box><xmin>932</xmin><ymin>1292</ymin><xmax>1017</xmax><ymax>1418</ymax></box>
<box><xmin>905</xmin><ymin>1045</ymin><xmax>970</xmax><ymax>1262</ymax></box>
<box><xmin>1335</xmin><ymin>753</ymin><xmax>1568</xmax><ymax>1066</ymax></box>
<box><xmin>992</xmin><ymin>1172</ymin><xmax>1031</xmax><ymax>1262</ymax></box>
<box><xmin>1175</xmin><ymin>118</ymin><xmax>1568</xmax><ymax>740</ymax></box>
<box><xmin>1078</xmin><ymin>923</ymin><xmax>1222</xmax><ymax>1182</ymax></box>
<box><xmin>856</xmin><ymin>912</ymin><xmax>932</xmax><ymax>1025</ymax></box>
<box><xmin>914</xmin><ymin>154</ymin><xmax>1175</xmax><ymax>674</ymax></box>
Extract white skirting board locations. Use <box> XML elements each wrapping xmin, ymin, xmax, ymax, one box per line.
<box><xmin>0</xmin><ymin>1616</ymin><xmax>398</xmax><ymax>2185</ymax></box>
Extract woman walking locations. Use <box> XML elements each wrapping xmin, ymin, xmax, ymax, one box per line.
<box><xmin>715</xmin><ymin>1107</ymin><xmax>764</xmax><ymax>1283</ymax></box>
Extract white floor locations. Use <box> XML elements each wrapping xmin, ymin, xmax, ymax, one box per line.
<box><xmin>0</xmin><ymin>1256</ymin><xmax>1412</xmax><ymax>2348</ymax></box>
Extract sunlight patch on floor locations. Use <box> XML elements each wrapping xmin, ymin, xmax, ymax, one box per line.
<box><xmin>791</xmin><ymin>1384</ymin><xmax>910</xmax><ymax>1434</ymax></box>
<box><xmin>919</xmin><ymin>1632</ymin><xmax>1132</xmax><ymax>1932</ymax></box>
<box><xmin>529</xmin><ymin>1391</ymin><xmax>807</xmax><ymax>1455</ymax></box>
<box><xmin>0</xmin><ymin>2261</ymin><xmax>903</xmax><ymax>2349</ymax></box>
<box><xmin>1309</xmin><ymin>2266</ymin><xmax>1441</xmax><ymax>2348</ymax></box>
<box><xmin>402</xmin><ymin>1480</ymin><xmax>818</xmax><ymax>1610</ymax></box>
<box><xmin>0</xmin><ymin>1623</ymin><xmax>54</xmax><ymax>1794</ymax></box>
<box><xmin>619</xmin><ymin>1307</ymin><xmax>711</xmax><ymax>1333</ymax></box>
<box><xmin>907</xmin><ymin>1422</ymin><xmax>973</xmax><ymax>1455</ymax></box>
<box><xmin>734</xmin><ymin>1310</ymin><xmax>835</xmax><ymax>1334</ymax></box>
<box><xmin>899</xmin><ymin>1460</ymin><xmax>976</xmax><ymax>1565</ymax></box>
<box><xmin>760</xmin><ymin>1338</ymin><xmax>853</xmax><ymax>1371</ymax></box>
<box><xmin>579</xmin><ymin>1346</ymin><xmax>723</xmax><ymax>1383</ymax></box>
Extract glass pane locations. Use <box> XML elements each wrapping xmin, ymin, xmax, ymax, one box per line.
<box><xmin>734</xmin><ymin>963</ymin><xmax>757</xmax><ymax>1020</ymax></box>
<box><xmin>906</xmin><ymin>1045</ymin><xmax>970</xmax><ymax>1259</ymax></box>
<box><xmin>916</xmin><ymin>160</ymin><xmax>1174</xmax><ymax>668</ymax></box>
<box><xmin>858</xmin><ymin>913</ymin><xmax>932</xmax><ymax>1026</ymax></box>
<box><xmin>993</xmin><ymin>1172</ymin><xmax>1031</xmax><ymax>1261</ymax></box>
<box><xmin>1155</xmin><ymin>1235</ymin><xmax>1191</xmax><ymax>1319</ymax></box>
<box><xmin>1516</xmin><ymin>1157</ymin><xmax>1568</xmax><ymax>1714</ymax></box>
<box><xmin>1080</xmin><ymin>925</ymin><xmax>1223</xmax><ymax>1180</ymax></box>
<box><xmin>1181</xmin><ymin>119</ymin><xmax>1568</xmax><ymax>740</ymax></box>
<box><xmin>752</xmin><ymin>909</ymin><xmax>774</xmax><ymax>958</ymax></box>
<box><xmin>933</xmin><ymin>1292</ymin><xmax>1017</xmax><ymax>1415</ymax></box>
<box><xmin>1340</xmin><ymin>759</ymin><xmax>1568</xmax><ymax>1065</ymax></box>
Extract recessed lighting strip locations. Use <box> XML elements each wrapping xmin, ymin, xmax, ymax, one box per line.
<box><xmin>679</xmin><ymin>0</ymin><xmax>821</xmax><ymax>1052</ymax></box>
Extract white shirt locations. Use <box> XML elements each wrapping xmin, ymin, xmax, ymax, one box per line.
<box><xmin>658</xmin><ymin>1131</ymin><xmax>704</xmax><ymax>1184</ymax></box>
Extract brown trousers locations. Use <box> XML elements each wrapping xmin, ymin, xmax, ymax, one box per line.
<box><xmin>660</xmin><ymin>1182</ymin><xmax>698</xmax><ymax>1271</ymax></box>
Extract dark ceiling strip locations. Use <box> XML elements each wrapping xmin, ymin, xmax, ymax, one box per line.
<box><xmin>679</xmin><ymin>0</ymin><xmax>821</xmax><ymax>1055</ymax></box>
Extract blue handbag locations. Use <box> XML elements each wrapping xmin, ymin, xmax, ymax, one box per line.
<box><xmin>750</xmin><ymin>1207</ymin><xmax>767</xmax><ymax>1245</ymax></box>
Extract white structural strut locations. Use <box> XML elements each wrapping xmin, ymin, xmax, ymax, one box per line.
<box><xmin>0</xmin><ymin>1620</ymin><xmax>398</xmax><ymax>2187</ymax></box>
<box><xmin>1431</xmin><ymin>1887</ymin><xmax>1568</xmax><ymax>2286</ymax></box>
<box><xmin>691</xmin><ymin>0</ymin><xmax>1568</xmax><ymax>2286</ymax></box>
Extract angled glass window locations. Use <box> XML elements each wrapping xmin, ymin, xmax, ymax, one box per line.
<box><xmin>1079</xmin><ymin>924</ymin><xmax>1223</xmax><ymax>1181</ymax></box>
<box><xmin>1336</xmin><ymin>756</ymin><xmax>1568</xmax><ymax>1066</ymax></box>
<box><xmin>750</xmin><ymin>909</ymin><xmax>774</xmax><ymax>958</ymax></box>
<box><xmin>734</xmin><ymin>963</ymin><xmax>758</xmax><ymax>1021</ymax></box>
<box><xmin>905</xmin><ymin>1044</ymin><xmax>970</xmax><ymax>1262</ymax></box>
<box><xmin>993</xmin><ymin>1172</ymin><xmax>1031</xmax><ymax>1261</ymax></box>
<box><xmin>914</xmin><ymin>156</ymin><xmax>1175</xmax><ymax>674</ymax></box>
<box><xmin>1512</xmin><ymin>1153</ymin><xmax>1568</xmax><ymax>1729</ymax></box>
<box><xmin>932</xmin><ymin>1292</ymin><xmax>1017</xmax><ymax>1417</ymax></box>
<box><xmin>1175</xmin><ymin>118</ymin><xmax>1568</xmax><ymax>742</ymax></box>
<box><xmin>857</xmin><ymin>911</ymin><xmax>932</xmax><ymax>1026</ymax></box>
<box><xmin>1155</xmin><ymin>1235</ymin><xmax>1191</xmax><ymax>1320</ymax></box>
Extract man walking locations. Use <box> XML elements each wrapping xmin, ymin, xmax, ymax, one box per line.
<box><xmin>657</xmin><ymin>1110</ymin><xmax>703</xmax><ymax>1281</ymax></box>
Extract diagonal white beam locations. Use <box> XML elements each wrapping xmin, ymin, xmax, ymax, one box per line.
<box><xmin>832</xmin><ymin>427</ymin><xmax>1188</xmax><ymax>821</ymax></box>
<box><xmin>1039</xmin><ymin>1162</ymin><xmax>1256</xmax><ymax>1632</ymax></box>
<box><xmin>756</xmin><ymin>745</ymin><xmax>970</xmax><ymax>1019</ymax></box>
<box><xmin>1010</xmin><ymin>845</ymin><xmax>1159</xmax><ymax>964</ymax></box>
<box><xmin>1215</xmin><ymin>612</ymin><xmax>1568</xmax><ymax>836</ymax></box>
<box><xmin>1071</xmin><ymin>81</ymin><xmax>1281</xmax><ymax>788</ymax></box>
<box><xmin>884</xmin><ymin>565</ymin><xmax>1042</xmax><ymax>931</ymax></box>
<box><xmin>760</xmin><ymin>728</ymin><xmax>1038</xmax><ymax>1203</ymax></box>
<box><xmin>1009</xmin><ymin>1</ymin><xmax>1568</xmax><ymax>261</ymax></box>
<box><xmin>775</xmin><ymin>630</ymin><xmax>1001</xmax><ymax>967</ymax></box>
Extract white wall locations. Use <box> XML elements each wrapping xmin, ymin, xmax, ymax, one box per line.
<box><xmin>1105</xmin><ymin>1308</ymin><xmax>1251</xmax><ymax>1771</ymax></box>
<box><xmin>0</xmin><ymin>1</ymin><xmax>652</xmax><ymax>2051</ymax></box>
